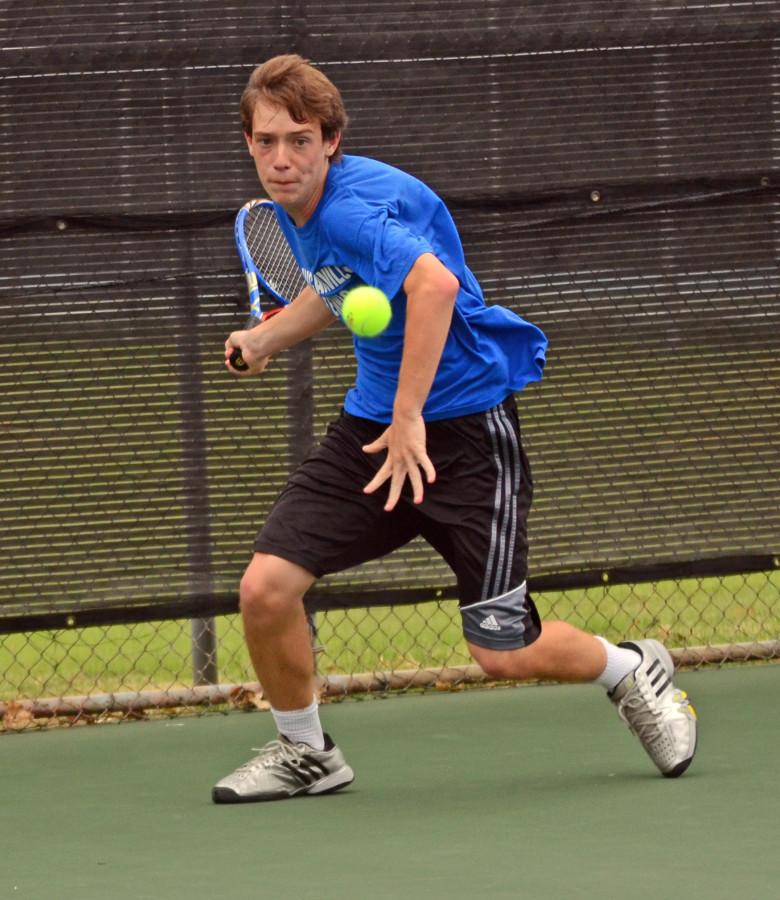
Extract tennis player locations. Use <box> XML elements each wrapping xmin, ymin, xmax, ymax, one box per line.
<box><xmin>215</xmin><ymin>54</ymin><xmax>698</xmax><ymax>802</ymax></box>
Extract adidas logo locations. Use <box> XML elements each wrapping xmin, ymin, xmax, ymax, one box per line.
<box><xmin>479</xmin><ymin>614</ymin><xmax>501</xmax><ymax>632</ymax></box>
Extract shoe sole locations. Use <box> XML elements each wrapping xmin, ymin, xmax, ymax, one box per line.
<box><xmin>212</xmin><ymin>765</ymin><xmax>355</xmax><ymax>804</ymax></box>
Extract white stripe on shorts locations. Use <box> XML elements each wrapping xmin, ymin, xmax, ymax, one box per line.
<box><xmin>482</xmin><ymin>404</ymin><xmax>522</xmax><ymax>601</ymax></box>
<box><xmin>461</xmin><ymin>580</ymin><xmax>528</xmax><ymax>612</ymax></box>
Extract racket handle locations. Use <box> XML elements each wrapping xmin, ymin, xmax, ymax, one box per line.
<box><xmin>228</xmin><ymin>307</ymin><xmax>283</xmax><ymax>373</ymax></box>
<box><xmin>229</xmin><ymin>348</ymin><xmax>249</xmax><ymax>371</ymax></box>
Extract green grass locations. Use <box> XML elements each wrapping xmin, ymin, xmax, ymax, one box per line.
<box><xmin>1</xmin><ymin>571</ymin><xmax>777</xmax><ymax>704</ymax></box>
<box><xmin>3</xmin><ymin>340</ymin><xmax>777</xmax><ymax>710</ymax></box>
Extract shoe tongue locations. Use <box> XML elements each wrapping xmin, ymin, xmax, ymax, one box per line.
<box><xmin>610</xmin><ymin>671</ymin><xmax>637</xmax><ymax>699</ymax></box>
<box><xmin>279</xmin><ymin>733</ymin><xmax>315</xmax><ymax>750</ymax></box>
<box><xmin>279</xmin><ymin>732</ymin><xmax>332</xmax><ymax>751</ymax></box>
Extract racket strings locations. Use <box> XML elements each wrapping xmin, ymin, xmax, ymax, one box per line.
<box><xmin>245</xmin><ymin>207</ymin><xmax>306</xmax><ymax>302</ymax></box>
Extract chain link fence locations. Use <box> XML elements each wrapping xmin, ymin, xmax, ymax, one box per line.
<box><xmin>2</xmin><ymin>2</ymin><xmax>779</xmax><ymax>730</ymax></box>
<box><xmin>2</xmin><ymin>571</ymin><xmax>778</xmax><ymax>730</ymax></box>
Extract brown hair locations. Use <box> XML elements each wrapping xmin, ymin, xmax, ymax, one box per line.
<box><xmin>240</xmin><ymin>54</ymin><xmax>348</xmax><ymax>160</ymax></box>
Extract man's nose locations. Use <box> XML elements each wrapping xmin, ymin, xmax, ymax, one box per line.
<box><xmin>271</xmin><ymin>144</ymin><xmax>290</xmax><ymax>168</ymax></box>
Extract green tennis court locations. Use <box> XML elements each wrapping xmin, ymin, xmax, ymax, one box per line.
<box><xmin>2</xmin><ymin>664</ymin><xmax>777</xmax><ymax>900</ymax></box>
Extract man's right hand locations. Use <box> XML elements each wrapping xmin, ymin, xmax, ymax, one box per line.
<box><xmin>224</xmin><ymin>333</ymin><xmax>271</xmax><ymax>376</ymax></box>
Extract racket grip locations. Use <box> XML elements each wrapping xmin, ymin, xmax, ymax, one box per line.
<box><xmin>228</xmin><ymin>307</ymin><xmax>283</xmax><ymax>372</ymax></box>
<box><xmin>229</xmin><ymin>348</ymin><xmax>249</xmax><ymax>371</ymax></box>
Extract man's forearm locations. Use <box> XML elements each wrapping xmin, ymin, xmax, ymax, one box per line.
<box><xmin>394</xmin><ymin>255</ymin><xmax>458</xmax><ymax>418</ymax></box>
<box><xmin>245</xmin><ymin>287</ymin><xmax>336</xmax><ymax>358</ymax></box>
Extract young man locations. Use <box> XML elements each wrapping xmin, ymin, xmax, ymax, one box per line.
<box><xmin>215</xmin><ymin>54</ymin><xmax>697</xmax><ymax>803</ymax></box>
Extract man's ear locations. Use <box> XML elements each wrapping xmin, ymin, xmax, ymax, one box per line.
<box><xmin>325</xmin><ymin>132</ymin><xmax>342</xmax><ymax>158</ymax></box>
<box><xmin>244</xmin><ymin>131</ymin><xmax>254</xmax><ymax>156</ymax></box>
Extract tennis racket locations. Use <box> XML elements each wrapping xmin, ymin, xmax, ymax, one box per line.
<box><xmin>229</xmin><ymin>199</ymin><xmax>307</xmax><ymax>371</ymax></box>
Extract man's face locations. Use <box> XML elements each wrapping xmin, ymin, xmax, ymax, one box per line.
<box><xmin>244</xmin><ymin>99</ymin><xmax>340</xmax><ymax>225</ymax></box>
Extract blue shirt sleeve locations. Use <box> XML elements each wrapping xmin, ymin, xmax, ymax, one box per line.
<box><xmin>324</xmin><ymin>204</ymin><xmax>433</xmax><ymax>300</ymax></box>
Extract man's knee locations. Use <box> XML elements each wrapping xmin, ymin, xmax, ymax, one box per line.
<box><xmin>469</xmin><ymin>643</ymin><xmax>535</xmax><ymax>681</ymax></box>
<box><xmin>239</xmin><ymin>570</ymin><xmax>282</xmax><ymax>624</ymax></box>
<box><xmin>239</xmin><ymin>554</ymin><xmax>314</xmax><ymax>627</ymax></box>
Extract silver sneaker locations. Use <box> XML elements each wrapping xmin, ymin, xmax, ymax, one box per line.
<box><xmin>609</xmin><ymin>639</ymin><xmax>698</xmax><ymax>778</ymax></box>
<box><xmin>212</xmin><ymin>733</ymin><xmax>354</xmax><ymax>803</ymax></box>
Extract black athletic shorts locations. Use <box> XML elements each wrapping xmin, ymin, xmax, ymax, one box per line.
<box><xmin>254</xmin><ymin>395</ymin><xmax>541</xmax><ymax>651</ymax></box>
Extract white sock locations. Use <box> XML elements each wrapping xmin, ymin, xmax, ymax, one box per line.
<box><xmin>271</xmin><ymin>697</ymin><xmax>325</xmax><ymax>750</ymax></box>
<box><xmin>593</xmin><ymin>636</ymin><xmax>642</xmax><ymax>692</ymax></box>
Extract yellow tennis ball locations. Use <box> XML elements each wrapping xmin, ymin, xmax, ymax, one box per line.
<box><xmin>341</xmin><ymin>286</ymin><xmax>392</xmax><ymax>337</ymax></box>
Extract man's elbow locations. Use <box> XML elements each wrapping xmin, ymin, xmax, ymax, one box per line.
<box><xmin>436</xmin><ymin>268</ymin><xmax>460</xmax><ymax>304</ymax></box>
<box><xmin>421</xmin><ymin>265</ymin><xmax>458</xmax><ymax>309</ymax></box>
<box><xmin>405</xmin><ymin>253</ymin><xmax>460</xmax><ymax>306</ymax></box>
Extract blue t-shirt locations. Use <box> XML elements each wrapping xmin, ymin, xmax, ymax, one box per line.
<box><xmin>275</xmin><ymin>155</ymin><xmax>547</xmax><ymax>423</ymax></box>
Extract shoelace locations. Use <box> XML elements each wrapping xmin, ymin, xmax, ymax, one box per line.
<box><xmin>235</xmin><ymin>739</ymin><xmax>304</xmax><ymax>778</ymax></box>
<box><xmin>618</xmin><ymin>685</ymin><xmax>689</xmax><ymax>742</ymax></box>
